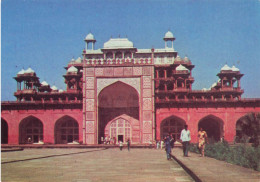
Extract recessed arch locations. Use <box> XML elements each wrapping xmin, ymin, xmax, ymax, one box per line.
<box><xmin>235</xmin><ymin>112</ymin><xmax>260</xmax><ymax>143</ymax></box>
<box><xmin>55</xmin><ymin>115</ymin><xmax>79</xmax><ymax>144</ymax></box>
<box><xmin>1</xmin><ymin>118</ymin><xmax>8</xmax><ymax>144</ymax></box>
<box><xmin>19</xmin><ymin>116</ymin><xmax>43</xmax><ymax>144</ymax></box>
<box><xmin>160</xmin><ymin>115</ymin><xmax>186</xmax><ymax>141</ymax></box>
<box><xmin>198</xmin><ymin>115</ymin><xmax>224</xmax><ymax>142</ymax></box>
<box><xmin>98</xmin><ymin>81</ymin><xmax>139</xmax><ymax>144</ymax></box>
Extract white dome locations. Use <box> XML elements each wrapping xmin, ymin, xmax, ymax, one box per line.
<box><xmin>67</xmin><ymin>66</ymin><xmax>78</xmax><ymax>73</ymax></box>
<box><xmin>164</xmin><ymin>31</ymin><xmax>174</xmax><ymax>39</ymax></box>
<box><xmin>221</xmin><ymin>64</ymin><xmax>231</xmax><ymax>71</ymax></box>
<box><xmin>231</xmin><ymin>65</ymin><xmax>239</xmax><ymax>72</ymax></box>
<box><xmin>59</xmin><ymin>89</ymin><xmax>63</xmax><ymax>93</ymax></box>
<box><xmin>51</xmin><ymin>85</ymin><xmax>58</xmax><ymax>90</ymax></box>
<box><xmin>183</xmin><ymin>56</ymin><xmax>190</xmax><ymax>62</ymax></box>
<box><xmin>75</xmin><ymin>57</ymin><xmax>82</xmax><ymax>63</ymax></box>
<box><xmin>176</xmin><ymin>55</ymin><xmax>182</xmax><ymax>62</ymax></box>
<box><xmin>85</xmin><ymin>33</ymin><xmax>95</xmax><ymax>40</ymax></box>
<box><xmin>104</xmin><ymin>38</ymin><xmax>134</xmax><ymax>49</ymax></box>
<box><xmin>17</xmin><ymin>69</ymin><xmax>25</xmax><ymax>75</ymax></box>
<box><xmin>176</xmin><ymin>64</ymin><xmax>188</xmax><ymax>71</ymax></box>
<box><xmin>41</xmin><ymin>81</ymin><xmax>49</xmax><ymax>86</ymax></box>
<box><xmin>202</xmin><ymin>88</ymin><xmax>208</xmax><ymax>91</ymax></box>
<box><xmin>25</xmin><ymin>67</ymin><xmax>35</xmax><ymax>73</ymax></box>
<box><xmin>211</xmin><ymin>82</ymin><xmax>217</xmax><ymax>88</ymax></box>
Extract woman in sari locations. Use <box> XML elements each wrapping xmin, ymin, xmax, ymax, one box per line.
<box><xmin>198</xmin><ymin>127</ymin><xmax>208</xmax><ymax>157</ymax></box>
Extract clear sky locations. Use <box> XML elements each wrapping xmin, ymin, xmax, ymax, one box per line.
<box><xmin>2</xmin><ymin>0</ymin><xmax>260</xmax><ymax>101</ymax></box>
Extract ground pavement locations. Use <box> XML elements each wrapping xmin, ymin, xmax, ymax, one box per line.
<box><xmin>171</xmin><ymin>147</ymin><xmax>260</xmax><ymax>182</ymax></box>
<box><xmin>1</xmin><ymin>148</ymin><xmax>194</xmax><ymax>182</ymax></box>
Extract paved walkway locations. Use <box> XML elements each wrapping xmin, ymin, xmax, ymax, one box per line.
<box><xmin>1</xmin><ymin>148</ymin><xmax>194</xmax><ymax>182</ymax></box>
<box><xmin>171</xmin><ymin>148</ymin><xmax>260</xmax><ymax>182</ymax></box>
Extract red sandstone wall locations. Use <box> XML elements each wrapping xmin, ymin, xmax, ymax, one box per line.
<box><xmin>1</xmin><ymin>109</ymin><xmax>83</xmax><ymax>144</ymax></box>
<box><xmin>156</xmin><ymin>106</ymin><xmax>260</xmax><ymax>143</ymax></box>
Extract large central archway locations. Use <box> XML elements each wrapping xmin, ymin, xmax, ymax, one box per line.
<box><xmin>98</xmin><ymin>81</ymin><xmax>139</xmax><ymax>144</ymax></box>
<box><xmin>19</xmin><ymin>116</ymin><xmax>43</xmax><ymax>144</ymax></box>
<box><xmin>160</xmin><ymin>116</ymin><xmax>186</xmax><ymax>141</ymax></box>
<box><xmin>198</xmin><ymin>115</ymin><xmax>224</xmax><ymax>142</ymax></box>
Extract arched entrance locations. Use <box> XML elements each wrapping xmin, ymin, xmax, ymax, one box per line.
<box><xmin>160</xmin><ymin>116</ymin><xmax>186</xmax><ymax>141</ymax></box>
<box><xmin>236</xmin><ymin>112</ymin><xmax>260</xmax><ymax>143</ymax></box>
<box><xmin>1</xmin><ymin>119</ymin><xmax>8</xmax><ymax>144</ymax></box>
<box><xmin>98</xmin><ymin>81</ymin><xmax>139</xmax><ymax>144</ymax></box>
<box><xmin>198</xmin><ymin>115</ymin><xmax>224</xmax><ymax>142</ymax></box>
<box><xmin>19</xmin><ymin>116</ymin><xmax>43</xmax><ymax>144</ymax></box>
<box><xmin>55</xmin><ymin>116</ymin><xmax>79</xmax><ymax>144</ymax></box>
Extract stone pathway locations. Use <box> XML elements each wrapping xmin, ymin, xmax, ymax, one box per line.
<box><xmin>172</xmin><ymin>148</ymin><xmax>260</xmax><ymax>182</ymax></box>
<box><xmin>1</xmin><ymin>148</ymin><xmax>194</xmax><ymax>182</ymax></box>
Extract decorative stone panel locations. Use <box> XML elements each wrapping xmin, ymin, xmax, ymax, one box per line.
<box><xmin>143</xmin><ymin>89</ymin><xmax>152</xmax><ymax>98</ymax></box>
<box><xmin>124</xmin><ymin>67</ymin><xmax>133</xmax><ymax>76</ymax></box>
<box><xmin>86</xmin><ymin>112</ymin><xmax>95</xmax><ymax>120</ymax></box>
<box><xmin>86</xmin><ymin>68</ymin><xmax>94</xmax><ymax>76</ymax></box>
<box><xmin>86</xmin><ymin>77</ymin><xmax>94</xmax><ymax>89</ymax></box>
<box><xmin>95</xmin><ymin>68</ymin><xmax>104</xmax><ymax>76</ymax></box>
<box><xmin>86</xmin><ymin>134</ymin><xmax>94</xmax><ymax>144</ymax></box>
<box><xmin>86</xmin><ymin>121</ymin><xmax>94</xmax><ymax>133</ymax></box>
<box><xmin>143</xmin><ymin>76</ymin><xmax>151</xmax><ymax>89</ymax></box>
<box><xmin>86</xmin><ymin>99</ymin><xmax>95</xmax><ymax>111</ymax></box>
<box><xmin>143</xmin><ymin>111</ymin><xmax>152</xmax><ymax>121</ymax></box>
<box><xmin>114</xmin><ymin>67</ymin><xmax>124</xmax><ymax>76</ymax></box>
<box><xmin>143</xmin><ymin>67</ymin><xmax>151</xmax><ymax>75</ymax></box>
<box><xmin>86</xmin><ymin>90</ymin><xmax>95</xmax><ymax>99</ymax></box>
<box><xmin>143</xmin><ymin>121</ymin><xmax>152</xmax><ymax>133</ymax></box>
<box><xmin>143</xmin><ymin>98</ymin><xmax>152</xmax><ymax>110</ymax></box>
<box><xmin>133</xmin><ymin>67</ymin><xmax>142</xmax><ymax>76</ymax></box>
<box><xmin>104</xmin><ymin>67</ymin><xmax>114</xmax><ymax>76</ymax></box>
<box><xmin>143</xmin><ymin>134</ymin><xmax>152</xmax><ymax>143</ymax></box>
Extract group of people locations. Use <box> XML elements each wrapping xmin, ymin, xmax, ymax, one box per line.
<box><xmin>162</xmin><ymin>124</ymin><xmax>208</xmax><ymax>160</ymax></box>
<box><xmin>119</xmin><ymin>138</ymin><xmax>131</xmax><ymax>151</ymax></box>
<box><xmin>102</xmin><ymin>136</ymin><xmax>116</xmax><ymax>145</ymax></box>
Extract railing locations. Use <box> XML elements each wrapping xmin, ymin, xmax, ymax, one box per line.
<box><xmin>1</xmin><ymin>100</ymin><xmax>83</xmax><ymax>105</ymax></box>
<box><xmin>85</xmin><ymin>58</ymin><xmax>153</xmax><ymax>66</ymax></box>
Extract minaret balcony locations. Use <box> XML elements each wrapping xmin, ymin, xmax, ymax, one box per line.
<box><xmin>14</xmin><ymin>89</ymin><xmax>36</xmax><ymax>95</ymax></box>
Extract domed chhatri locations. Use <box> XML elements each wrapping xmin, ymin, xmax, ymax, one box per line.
<box><xmin>41</xmin><ymin>81</ymin><xmax>49</xmax><ymax>86</ymax></box>
<box><xmin>67</xmin><ymin>66</ymin><xmax>78</xmax><ymax>73</ymax></box>
<box><xmin>85</xmin><ymin>33</ymin><xmax>96</xmax><ymax>50</ymax></box>
<box><xmin>221</xmin><ymin>64</ymin><xmax>232</xmax><ymax>71</ymax></box>
<box><xmin>163</xmin><ymin>30</ymin><xmax>175</xmax><ymax>49</ymax></box>
<box><xmin>17</xmin><ymin>69</ymin><xmax>25</xmax><ymax>75</ymax></box>
<box><xmin>231</xmin><ymin>65</ymin><xmax>240</xmax><ymax>72</ymax></box>
<box><xmin>176</xmin><ymin>64</ymin><xmax>188</xmax><ymax>71</ymax></box>
<box><xmin>51</xmin><ymin>85</ymin><xmax>58</xmax><ymax>91</ymax></box>
<box><xmin>85</xmin><ymin>33</ymin><xmax>95</xmax><ymax>41</ymax></box>
<box><xmin>24</xmin><ymin>67</ymin><xmax>35</xmax><ymax>74</ymax></box>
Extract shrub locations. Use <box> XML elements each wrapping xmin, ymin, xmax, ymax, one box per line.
<box><xmin>189</xmin><ymin>142</ymin><xmax>260</xmax><ymax>171</ymax></box>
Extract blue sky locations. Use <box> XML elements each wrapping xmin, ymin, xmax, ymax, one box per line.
<box><xmin>2</xmin><ymin>0</ymin><xmax>260</xmax><ymax>101</ymax></box>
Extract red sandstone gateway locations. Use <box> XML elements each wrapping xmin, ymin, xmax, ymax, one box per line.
<box><xmin>1</xmin><ymin>32</ymin><xmax>260</xmax><ymax>145</ymax></box>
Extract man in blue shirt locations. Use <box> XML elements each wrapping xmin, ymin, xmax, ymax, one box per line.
<box><xmin>180</xmin><ymin>124</ymin><xmax>191</xmax><ymax>157</ymax></box>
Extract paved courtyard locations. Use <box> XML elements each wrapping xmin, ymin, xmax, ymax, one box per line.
<box><xmin>1</xmin><ymin>148</ymin><xmax>194</xmax><ymax>182</ymax></box>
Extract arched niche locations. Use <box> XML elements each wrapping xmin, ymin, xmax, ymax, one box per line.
<box><xmin>19</xmin><ymin>116</ymin><xmax>43</xmax><ymax>144</ymax></box>
<box><xmin>198</xmin><ymin>115</ymin><xmax>224</xmax><ymax>142</ymax></box>
<box><xmin>160</xmin><ymin>115</ymin><xmax>186</xmax><ymax>141</ymax></box>
<box><xmin>1</xmin><ymin>118</ymin><xmax>8</xmax><ymax>144</ymax></box>
<box><xmin>98</xmin><ymin>81</ymin><xmax>139</xmax><ymax>144</ymax></box>
<box><xmin>235</xmin><ymin>112</ymin><xmax>260</xmax><ymax>143</ymax></box>
<box><xmin>55</xmin><ymin>115</ymin><xmax>79</xmax><ymax>144</ymax></box>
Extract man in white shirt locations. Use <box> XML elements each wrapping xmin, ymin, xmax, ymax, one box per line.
<box><xmin>180</xmin><ymin>124</ymin><xmax>191</xmax><ymax>157</ymax></box>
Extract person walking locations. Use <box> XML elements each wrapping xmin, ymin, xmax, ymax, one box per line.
<box><xmin>170</xmin><ymin>134</ymin><xmax>176</xmax><ymax>154</ymax></box>
<box><xmin>160</xmin><ymin>139</ymin><xmax>164</xmax><ymax>150</ymax></box>
<box><xmin>119</xmin><ymin>140</ymin><xmax>123</xmax><ymax>151</ymax></box>
<box><xmin>127</xmin><ymin>138</ymin><xmax>130</xmax><ymax>151</ymax></box>
<box><xmin>198</xmin><ymin>127</ymin><xmax>208</xmax><ymax>157</ymax></box>
<box><xmin>180</xmin><ymin>124</ymin><xmax>191</xmax><ymax>157</ymax></box>
<box><xmin>165</xmin><ymin>135</ymin><xmax>172</xmax><ymax>160</ymax></box>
